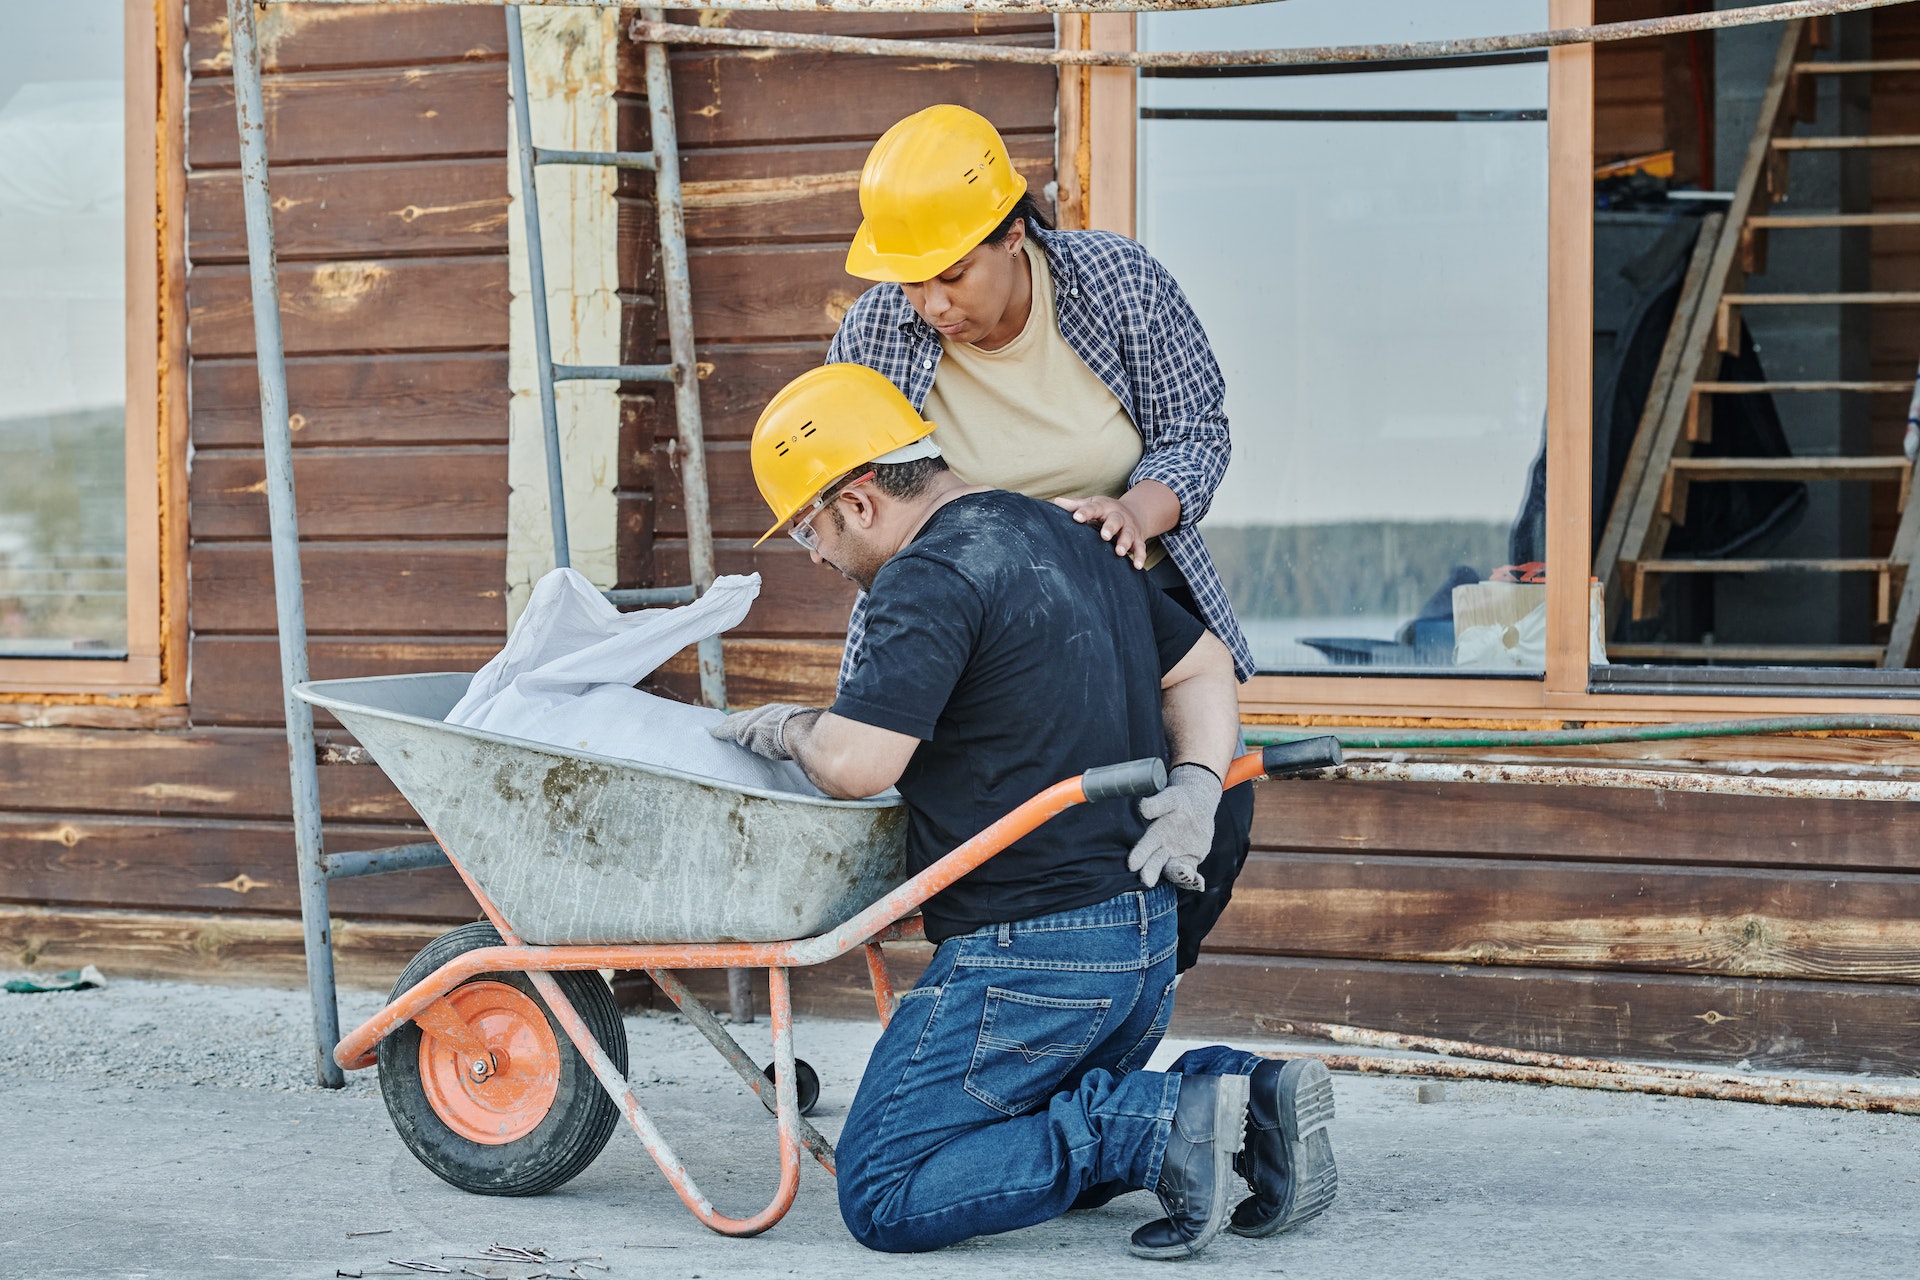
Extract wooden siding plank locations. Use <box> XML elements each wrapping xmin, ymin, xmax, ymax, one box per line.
<box><xmin>655</xmin><ymin>441</ymin><xmax>770</xmax><ymax>537</ymax></box>
<box><xmin>651</xmin><ymin>540</ymin><xmax>857</xmax><ymax>637</ymax></box>
<box><xmin>190</xmin><ymin>636</ymin><xmax>499</xmax><ymax>728</ymax></box>
<box><xmin>189</xmin><ymin>447</ymin><xmax>508</xmax><ymax>540</ymax></box>
<box><xmin>192</xmin><ymin>353</ymin><xmax>509</xmax><ymax>449</ymax></box>
<box><xmin>1250</xmin><ymin>779</ymin><xmax>1920</xmax><ymax>873</ymax></box>
<box><xmin>0</xmin><ymin>729</ymin><xmax>415</xmax><ymax>824</ymax></box>
<box><xmin>189</xmin><ymin>258</ymin><xmax>509</xmax><ymax>358</ymax></box>
<box><xmin>0</xmin><ymin>813</ymin><xmax>475</xmax><ymax>921</ymax></box>
<box><xmin>661</xmin><ymin>133</ymin><xmax>1056</xmax><ymax>247</ymax></box>
<box><xmin>1212</xmin><ymin>851</ymin><xmax>1920</xmax><ymax>982</ymax></box>
<box><xmin>189</xmin><ymin>64</ymin><xmax>508</xmax><ymax>169</ymax></box>
<box><xmin>190</xmin><ymin>542</ymin><xmax>506</xmax><ymax>636</ymax></box>
<box><xmin>649</xmin><ymin>638</ymin><xmax>843</xmax><ymax>707</ymax></box>
<box><xmin>0</xmin><ymin>905</ymin><xmax>448</xmax><ymax>991</ymax></box>
<box><xmin>189</xmin><ymin>159</ymin><xmax>508</xmax><ymax>262</ymax></box>
<box><xmin>186</xmin><ymin>0</ymin><xmax>507</xmax><ymax>75</ymax></box>
<box><xmin>628</xmin><ymin>344</ymin><xmax>826</xmax><ymax>459</ymax></box>
<box><xmin>649</xmin><ymin>50</ymin><xmax>1053</xmax><ymax>149</ymax></box>
<box><xmin>1174</xmin><ymin>953</ymin><xmax>1920</xmax><ymax>1074</ymax></box>
<box><xmin>687</xmin><ymin>245</ymin><xmax>865</xmax><ymax>344</ymax></box>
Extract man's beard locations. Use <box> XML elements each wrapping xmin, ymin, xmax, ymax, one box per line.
<box><xmin>823</xmin><ymin>547</ymin><xmax>882</xmax><ymax>593</ymax></box>
<box><xmin>823</xmin><ymin>513</ymin><xmax>889</xmax><ymax>592</ymax></box>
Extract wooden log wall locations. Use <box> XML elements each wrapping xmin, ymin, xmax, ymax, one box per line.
<box><xmin>4</xmin><ymin>3</ymin><xmax>1919</xmax><ymax>1074</ymax></box>
<box><xmin>622</xmin><ymin>10</ymin><xmax>1059</xmax><ymax>705</ymax></box>
<box><xmin>0</xmin><ymin>3</ymin><xmax>501</xmax><ymax>964</ymax></box>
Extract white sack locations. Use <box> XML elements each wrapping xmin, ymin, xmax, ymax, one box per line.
<box><xmin>447</xmin><ymin>568</ymin><xmax>816</xmax><ymax>795</ymax></box>
<box><xmin>1453</xmin><ymin>600</ymin><xmax>1547</xmax><ymax>670</ymax></box>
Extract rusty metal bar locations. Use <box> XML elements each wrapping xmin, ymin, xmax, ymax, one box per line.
<box><xmin>640</xmin><ymin>7</ymin><xmax>727</xmax><ymax>714</ymax></box>
<box><xmin>1277</xmin><ymin>1052</ymin><xmax>1920</xmax><ymax>1115</ymax></box>
<box><xmin>226</xmin><ymin>0</ymin><xmax>343</xmax><ymax>1091</ymax></box>
<box><xmin>1263</xmin><ymin>1020</ymin><xmax>1920</xmax><ymax>1100</ymax></box>
<box><xmin>505</xmin><ymin>7</ymin><xmax>571</xmax><ymax>572</ymax></box>
<box><xmin>1264</xmin><ymin>759</ymin><xmax>1920</xmax><ymax>801</ymax></box>
<box><xmin>279</xmin><ymin>0</ymin><xmax>1276</xmax><ymax>11</ymax></box>
<box><xmin>629</xmin><ymin>0</ymin><xmax>1918</xmax><ymax>68</ymax></box>
<box><xmin>644</xmin><ymin>968</ymin><xmax>837</xmax><ymax>1172</ymax></box>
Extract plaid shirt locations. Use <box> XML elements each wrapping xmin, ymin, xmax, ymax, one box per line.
<box><xmin>826</xmin><ymin>225</ymin><xmax>1256</xmax><ymax>683</ymax></box>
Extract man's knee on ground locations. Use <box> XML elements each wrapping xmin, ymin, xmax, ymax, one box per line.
<box><xmin>836</xmin><ymin>1166</ymin><xmax>924</xmax><ymax>1254</ymax></box>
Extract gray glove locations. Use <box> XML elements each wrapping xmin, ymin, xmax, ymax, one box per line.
<box><xmin>1127</xmin><ymin>763</ymin><xmax>1222</xmax><ymax>891</ymax></box>
<box><xmin>708</xmin><ymin>703</ymin><xmax>814</xmax><ymax>761</ymax></box>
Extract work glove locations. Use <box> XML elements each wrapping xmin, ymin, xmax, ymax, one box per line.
<box><xmin>1127</xmin><ymin>763</ymin><xmax>1222</xmax><ymax>892</ymax></box>
<box><xmin>709</xmin><ymin>703</ymin><xmax>814</xmax><ymax>761</ymax></box>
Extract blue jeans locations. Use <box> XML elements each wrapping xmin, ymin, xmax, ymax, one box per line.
<box><xmin>839</xmin><ymin>885</ymin><xmax>1239</xmax><ymax>1253</ymax></box>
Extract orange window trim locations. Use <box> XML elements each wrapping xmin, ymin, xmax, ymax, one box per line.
<box><xmin>0</xmin><ymin>0</ymin><xmax>188</xmax><ymax>706</ymax></box>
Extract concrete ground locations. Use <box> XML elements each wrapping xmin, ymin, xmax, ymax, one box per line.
<box><xmin>3</xmin><ymin>974</ymin><xmax>1918</xmax><ymax>1280</ymax></box>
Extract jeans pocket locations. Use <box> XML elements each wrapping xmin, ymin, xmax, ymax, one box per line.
<box><xmin>1114</xmin><ymin>976</ymin><xmax>1178</xmax><ymax>1075</ymax></box>
<box><xmin>962</xmin><ymin>987</ymin><xmax>1113</xmax><ymax>1117</ymax></box>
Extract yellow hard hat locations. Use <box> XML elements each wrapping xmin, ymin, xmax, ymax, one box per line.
<box><xmin>749</xmin><ymin>364</ymin><xmax>939</xmax><ymax>545</ymax></box>
<box><xmin>846</xmin><ymin>105</ymin><xmax>1029</xmax><ymax>283</ymax></box>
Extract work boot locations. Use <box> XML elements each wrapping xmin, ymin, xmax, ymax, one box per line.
<box><xmin>1127</xmin><ymin>1072</ymin><xmax>1251</xmax><ymax>1260</ymax></box>
<box><xmin>1230</xmin><ymin>1057</ymin><xmax>1338</xmax><ymax>1237</ymax></box>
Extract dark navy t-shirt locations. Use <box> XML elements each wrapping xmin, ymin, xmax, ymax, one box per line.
<box><xmin>830</xmin><ymin>490</ymin><xmax>1206</xmax><ymax>941</ymax></box>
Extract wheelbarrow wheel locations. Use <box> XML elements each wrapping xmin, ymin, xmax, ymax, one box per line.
<box><xmin>377</xmin><ymin>921</ymin><xmax>629</xmax><ymax>1197</ymax></box>
<box><xmin>759</xmin><ymin>1057</ymin><xmax>821</xmax><ymax>1117</ymax></box>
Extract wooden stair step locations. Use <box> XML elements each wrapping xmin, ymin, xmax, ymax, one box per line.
<box><xmin>1793</xmin><ymin>59</ymin><xmax>1920</xmax><ymax>74</ymax></box>
<box><xmin>1693</xmin><ymin>380</ymin><xmax>1914</xmax><ymax>393</ymax></box>
<box><xmin>1668</xmin><ymin>456</ymin><xmax>1910</xmax><ymax>482</ymax></box>
<box><xmin>1715</xmin><ymin>292</ymin><xmax>1920</xmax><ymax>351</ymax></box>
<box><xmin>1623</xmin><ymin>558</ymin><xmax>1902</xmax><ymax>624</ymax></box>
<box><xmin>1748</xmin><ymin>211</ymin><xmax>1920</xmax><ymax>228</ymax></box>
<box><xmin>1632</xmin><ymin>557</ymin><xmax>1892</xmax><ymax>573</ymax></box>
<box><xmin>1606</xmin><ymin>642</ymin><xmax>1885</xmax><ymax>664</ymax></box>
<box><xmin>1771</xmin><ymin>134</ymin><xmax>1920</xmax><ymax>149</ymax></box>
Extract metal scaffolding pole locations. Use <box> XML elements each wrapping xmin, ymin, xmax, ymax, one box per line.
<box><xmin>226</xmin><ymin>0</ymin><xmax>343</xmax><ymax>1090</ymax></box>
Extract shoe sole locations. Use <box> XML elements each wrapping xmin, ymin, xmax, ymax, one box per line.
<box><xmin>1232</xmin><ymin>1058</ymin><xmax>1337</xmax><ymax>1239</ymax></box>
<box><xmin>1127</xmin><ymin>1072</ymin><xmax>1251</xmax><ymax>1261</ymax></box>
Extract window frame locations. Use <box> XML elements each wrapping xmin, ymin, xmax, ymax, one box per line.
<box><xmin>0</xmin><ymin>0</ymin><xmax>187</xmax><ymax>710</ymax></box>
<box><xmin>1079</xmin><ymin>0</ymin><xmax>1920</xmax><ymax>722</ymax></box>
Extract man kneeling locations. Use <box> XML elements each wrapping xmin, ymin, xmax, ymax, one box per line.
<box><xmin>714</xmin><ymin>365</ymin><xmax>1336</xmax><ymax>1258</ymax></box>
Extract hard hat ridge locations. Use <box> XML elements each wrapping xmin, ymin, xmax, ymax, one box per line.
<box><xmin>846</xmin><ymin>105</ymin><xmax>1028</xmax><ymax>284</ymax></box>
<box><xmin>748</xmin><ymin>364</ymin><xmax>938</xmax><ymax>545</ymax></box>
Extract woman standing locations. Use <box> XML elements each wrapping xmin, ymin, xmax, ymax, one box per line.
<box><xmin>829</xmin><ymin>105</ymin><xmax>1255</xmax><ymax>972</ymax></box>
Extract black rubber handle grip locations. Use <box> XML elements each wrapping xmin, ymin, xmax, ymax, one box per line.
<box><xmin>1082</xmin><ymin>757</ymin><xmax>1169</xmax><ymax>802</ymax></box>
<box><xmin>1261</xmin><ymin>736</ymin><xmax>1344</xmax><ymax>777</ymax></box>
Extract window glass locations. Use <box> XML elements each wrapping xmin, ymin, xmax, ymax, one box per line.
<box><xmin>1138</xmin><ymin>0</ymin><xmax>1551</xmax><ymax>674</ymax></box>
<box><xmin>0</xmin><ymin>0</ymin><xmax>126</xmax><ymax>659</ymax></box>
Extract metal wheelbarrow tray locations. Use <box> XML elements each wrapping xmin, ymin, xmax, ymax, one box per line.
<box><xmin>296</xmin><ymin>672</ymin><xmax>1337</xmax><ymax>1237</ymax></box>
<box><xmin>299</xmin><ymin>673</ymin><xmax>909</xmax><ymax>946</ymax></box>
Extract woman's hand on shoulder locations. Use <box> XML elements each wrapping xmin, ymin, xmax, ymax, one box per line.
<box><xmin>1053</xmin><ymin>494</ymin><xmax>1151</xmax><ymax>570</ymax></box>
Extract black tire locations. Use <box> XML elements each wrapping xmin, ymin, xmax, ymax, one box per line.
<box><xmin>760</xmin><ymin>1057</ymin><xmax>821</xmax><ymax>1117</ymax></box>
<box><xmin>377</xmin><ymin>922</ymin><xmax>628</xmax><ymax>1196</ymax></box>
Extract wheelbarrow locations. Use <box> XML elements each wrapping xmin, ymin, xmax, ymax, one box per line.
<box><xmin>297</xmin><ymin>672</ymin><xmax>1340</xmax><ymax>1236</ymax></box>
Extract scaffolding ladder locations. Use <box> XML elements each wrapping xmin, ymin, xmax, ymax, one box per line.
<box><xmin>226</xmin><ymin>1</ymin><xmax>726</xmax><ymax>1086</ymax></box>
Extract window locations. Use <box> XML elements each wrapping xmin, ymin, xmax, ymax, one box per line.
<box><xmin>1138</xmin><ymin>0</ymin><xmax>1552</xmax><ymax>675</ymax></box>
<box><xmin>0</xmin><ymin>0</ymin><xmax>180</xmax><ymax>700</ymax></box>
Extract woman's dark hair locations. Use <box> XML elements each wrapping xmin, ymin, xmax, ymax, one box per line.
<box><xmin>982</xmin><ymin>192</ymin><xmax>1054</xmax><ymax>246</ymax></box>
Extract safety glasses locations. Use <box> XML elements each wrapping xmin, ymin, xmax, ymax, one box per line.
<box><xmin>788</xmin><ymin>470</ymin><xmax>874</xmax><ymax>552</ymax></box>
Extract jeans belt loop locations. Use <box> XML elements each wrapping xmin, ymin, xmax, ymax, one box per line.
<box><xmin>997</xmin><ymin>921</ymin><xmax>1012</xmax><ymax>948</ymax></box>
<box><xmin>1138</xmin><ymin>890</ymin><xmax>1149</xmax><ymax>938</ymax></box>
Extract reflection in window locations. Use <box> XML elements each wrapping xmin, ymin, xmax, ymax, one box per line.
<box><xmin>1138</xmin><ymin>0</ymin><xmax>1550</xmax><ymax>673</ymax></box>
<box><xmin>0</xmin><ymin>0</ymin><xmax>126</xmax><ymax>658</ymax></box>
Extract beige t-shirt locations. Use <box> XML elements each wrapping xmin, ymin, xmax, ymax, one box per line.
<box><xmin>923</xmin><ymin>240</ymin><xmax>1162</xmax><ymax>566</ymax></box>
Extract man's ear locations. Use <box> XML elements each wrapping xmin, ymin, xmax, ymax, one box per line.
<box><xmin>839</xmin><ymin>485</ymin><xmax>881</xmax><ymax>531</ymax></box>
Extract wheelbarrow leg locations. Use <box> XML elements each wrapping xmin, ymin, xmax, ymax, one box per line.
<box><xmin>863</xmin><ymin>941</ymin><xmax>897</xmax><ymax>1029</ymax></box>
<box><xmin>646</xmin><ymin>967</ymin><xmax>837</xmax><ymax>1173</ymax></box>
<box><xmin>528</xmin><ymin>968</ymin><xmax>804</xmax><ymax>1237</ymax></box>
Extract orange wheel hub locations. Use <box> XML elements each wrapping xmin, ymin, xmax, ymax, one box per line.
<box><xmin>418</xmin><ymin>980</ymin><xmax>560</xmax><ymax>1145</ymax></box>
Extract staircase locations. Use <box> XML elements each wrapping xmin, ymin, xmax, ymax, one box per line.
<box><xmin>1595</xmin><ymin>18</ymin><xmax>1920</xmax><ymax>668</ymax></box>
